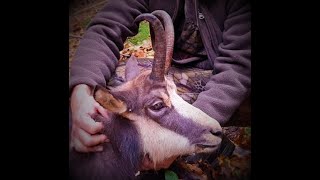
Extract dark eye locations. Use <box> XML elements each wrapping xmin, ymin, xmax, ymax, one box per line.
<box><xmin>150</xmin><ymin>102</ymin><xmax>164</xmax><ymax>111</ymax></box>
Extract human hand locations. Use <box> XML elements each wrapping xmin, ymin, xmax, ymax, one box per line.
<box><xmin>70</xmin><ymin>84</ymin><xmax>110</xmax><ymax>152</ymax></box>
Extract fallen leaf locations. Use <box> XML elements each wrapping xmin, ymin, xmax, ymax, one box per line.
<box><xmin>165</xmin><ymin>170</ymin><xmax>179</xmax><ymax>180</ymax></box>
<box><xmin>134</xmin><ymin>49</ymin><xmax>146</xmax><ymax>58</ymax></box>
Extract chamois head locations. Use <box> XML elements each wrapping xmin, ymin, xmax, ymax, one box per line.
<box><xmin>94</xmin><ymin>10</ymin><xmax>222</xmax><ymax>168</ymax></box>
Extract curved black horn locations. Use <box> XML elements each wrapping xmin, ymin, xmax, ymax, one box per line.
<box><xmin>134</xmin><ymin>14</ymin><xmax>166</xmax><ymax>82</ymax></box>
<box><xmin>151</xmin><ymin>10</ymin><xmax>175</xmax><ymax>74</ymax></box>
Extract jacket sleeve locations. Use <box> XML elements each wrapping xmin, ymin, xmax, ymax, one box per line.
<box><xmin>69</xmin><ymin>0</ymin><xmax>149</xmax><ymax>94</ymax></box>
<box><xmin>192</xmin><ymin>0</ymin><xmax>251</xmax><ymax>125</ymax></box>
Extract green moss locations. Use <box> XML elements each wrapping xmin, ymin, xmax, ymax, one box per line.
<box><xmin>127</xmin><ymin>21</ymin><xmax>150</xmax><ymax>45</ymax></box>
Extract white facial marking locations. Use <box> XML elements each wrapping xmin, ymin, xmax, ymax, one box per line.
<box><xmin>134</xmin><ymin>116</ymin><xmax>196</xmax><ymax>165</ymax></box>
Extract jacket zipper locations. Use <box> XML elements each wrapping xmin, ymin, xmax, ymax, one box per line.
<box><xmin>198</xmin><ymin>12</ymin><xmax>204</xmax><ymax>20</ymax></box>
<box><xmin>195</xmin><ymin>1</ymin><xmax>216</xmax><ymax>67</ymax></box>
<box><xmin>172</xmin><ymin>0</ymin><xmax>180</xmax><ymax>22</ymax></box>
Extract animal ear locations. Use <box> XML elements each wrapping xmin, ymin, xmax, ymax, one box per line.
<box><xmin>94</xmin><ymin>85</ymin><xmax>127</xmax><ymax>114</ymax></box>
<box><xmin>125</xmin><ymin>55</ymin><xmax>140</xmax><ymax>81</ymax></box>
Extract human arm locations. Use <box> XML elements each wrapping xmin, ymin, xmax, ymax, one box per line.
<box><xmin>69</xmin><ymin>0</ymin><xmax>150</xmax><ymax>151</ymax></box>
<box><xmin>192</xmin><ymin>0</ymin><xmax>251</xmax><ymax>125</ymax></box>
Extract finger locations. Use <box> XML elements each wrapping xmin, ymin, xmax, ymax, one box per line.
<box><xmin>92</xmin><ymin>145</ymin><xmax>104</xmax><ymax>152</ymax></box>
<box><xmin>77</xmin><ymin>128</ymin><xmax>108</xmax><ymax>147</ymax></box>
<box><xmin>105</xmin><ymin>138</ymin><xmax>110</xmax><ymax>142</ymax></box>
<box><xmin>69</xmin><ymin>139</ymin><xmax>75</xmax><ymax>150</ymax></box>
<box><xmin>70</xmin><ymin>125</ymin><xmax>79</xmax><ymax>147</ymax></box>
<box><xmin>94</xmin><ymin>102</ymin><xmax>109</xmax><ymax>118</ymax></box>
<box><xmin>73</xmin><ymin>138</ymin><xmax>104</xmax><ymax>153</ymax></box>
<box><xmin>75</xmin><ymin>115</ymin><xmax>104</xmax><ymax>135</ymax></box>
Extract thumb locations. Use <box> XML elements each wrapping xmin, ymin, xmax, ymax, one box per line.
<box><xmin>95</xmin><ymin>102</ymin><xmax>109</xmax><ymax>118</ymax></box>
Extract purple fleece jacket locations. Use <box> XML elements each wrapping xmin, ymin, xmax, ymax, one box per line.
<box><xmin>69</xmin><ymin>0</ymin><xmax>251</xmax><ymax>125</ymax></box>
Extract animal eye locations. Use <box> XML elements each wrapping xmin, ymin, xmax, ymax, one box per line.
<box><xmin>150</xmin><ymin>102</ymin><xmax>164</xmax><ymax>111</ymax></box>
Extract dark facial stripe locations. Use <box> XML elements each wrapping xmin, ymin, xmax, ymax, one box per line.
<box><xmin>154</xmin><ymin>108</ymin><xmax>209</xmax><ymax>144</ymax></box>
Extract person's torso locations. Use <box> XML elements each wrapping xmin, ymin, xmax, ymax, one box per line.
<box><xmin>148</xmin><ymin>0</ymin><xmax>228</xmax><ymax>69</ymax></box>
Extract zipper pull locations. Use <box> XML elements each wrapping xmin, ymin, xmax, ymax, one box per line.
<box><xmin>198</xmin><ymin>12</ymin><xmax>205</xmax><ymax>20</ymax></box>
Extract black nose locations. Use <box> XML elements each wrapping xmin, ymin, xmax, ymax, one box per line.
<box><xmin>210</xmin><ymin>129</ymin><xmax>223</xmax><ymax>137</ymax></box>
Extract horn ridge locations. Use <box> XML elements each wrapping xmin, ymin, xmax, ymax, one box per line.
<box><xmin>151</xmin><ymin>10</ymin><xmax>175</xmax><ymax>74</ymax></box>
<box><xmin>134</xmin><ymin>14</ymin><xmax>166</xmax><ymax>81</ymax></box>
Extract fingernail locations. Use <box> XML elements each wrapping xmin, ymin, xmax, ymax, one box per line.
<box><xmin>96</xmin><ymin>146</ymin><xmax>103</xmax><ymax>152</ymax></box>
<box><xmin>105</xmin><ymin>138</ymin><xmax>110</xmax><ymax>143</ymax></box>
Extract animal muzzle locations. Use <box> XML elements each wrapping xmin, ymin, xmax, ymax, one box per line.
<box><xmin>196</xmin><ymin>126</ymin><xmax>223</xmax><ymax>153</ymax></box>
